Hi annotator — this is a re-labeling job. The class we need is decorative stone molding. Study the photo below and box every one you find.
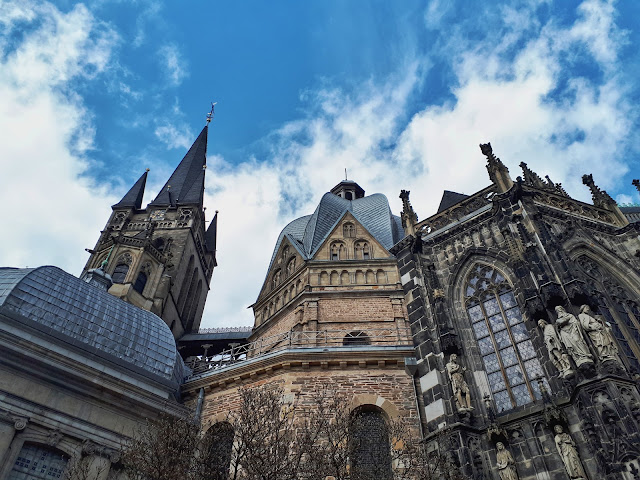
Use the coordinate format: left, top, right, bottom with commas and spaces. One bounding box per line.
46, 429, 63, 446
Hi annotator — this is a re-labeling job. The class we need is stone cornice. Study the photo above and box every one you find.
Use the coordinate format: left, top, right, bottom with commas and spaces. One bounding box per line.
182, 345, 415, 394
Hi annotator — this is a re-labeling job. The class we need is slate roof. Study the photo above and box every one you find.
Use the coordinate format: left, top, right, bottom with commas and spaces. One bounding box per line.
150, 125, 208, 207
437, 190, 469, 213
266, 191, 404, 273
620, 206, 640, 223
205, 212, 217, 265
112, 171, 147, 210
0, 266, 185, 390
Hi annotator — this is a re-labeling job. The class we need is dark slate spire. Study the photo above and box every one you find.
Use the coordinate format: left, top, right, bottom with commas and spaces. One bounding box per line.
112, 170, 147, 210
150, 125, 208, 207
205, 210, 218, 262
437, 191, 469, 213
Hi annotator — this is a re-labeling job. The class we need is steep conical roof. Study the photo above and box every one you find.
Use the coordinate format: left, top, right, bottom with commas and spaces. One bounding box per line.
112, 171, 147, 210
150, 126, 208, 207
205, 211, 218, 265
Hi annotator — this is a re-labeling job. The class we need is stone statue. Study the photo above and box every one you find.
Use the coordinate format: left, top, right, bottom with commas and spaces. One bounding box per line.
446, 354, 473, 412
554, 306, 593, 367
578, 305, 619, 363
554, 425, 587, 480
495, 442, 519, 480
538, 319, 574, 378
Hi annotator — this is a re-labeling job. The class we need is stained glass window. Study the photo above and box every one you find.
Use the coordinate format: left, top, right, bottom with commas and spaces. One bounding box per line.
465, 264, 546, 412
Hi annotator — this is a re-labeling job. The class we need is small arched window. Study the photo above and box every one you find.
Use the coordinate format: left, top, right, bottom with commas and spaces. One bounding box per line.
465, 264, 546, 412
349, 407, 392, 480
272, 270, 282, 289
281, 246, 290, 263
331, 242, 346, 261
133, 271, 147, 294
112, 263, 129, 283
287, 258, 296, 275
153, 237, 165, 251
202, 422, 235, 479
343, 222, 355, 238
355, 241, 371, 259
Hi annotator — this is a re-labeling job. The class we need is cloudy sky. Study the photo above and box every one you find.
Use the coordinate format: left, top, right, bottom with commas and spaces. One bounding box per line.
1, 0, 639, 328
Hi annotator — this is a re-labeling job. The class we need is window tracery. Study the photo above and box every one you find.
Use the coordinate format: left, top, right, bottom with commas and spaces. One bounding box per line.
330, 242, 346, 260
272, 270, 282, 290
286, 258, 296, 275
349, 407, 392, 480
465, 264, 546, 412
355, 241, 371, 259
576, 255, 640, 373
343, 222, 355, 238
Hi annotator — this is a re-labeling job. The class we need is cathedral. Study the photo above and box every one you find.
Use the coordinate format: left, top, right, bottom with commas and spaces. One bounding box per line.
0, 122, 639, 480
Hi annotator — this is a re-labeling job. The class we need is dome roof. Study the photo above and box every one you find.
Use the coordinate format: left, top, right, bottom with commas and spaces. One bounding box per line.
0, 266, 185, 390
267, 191, 404, 272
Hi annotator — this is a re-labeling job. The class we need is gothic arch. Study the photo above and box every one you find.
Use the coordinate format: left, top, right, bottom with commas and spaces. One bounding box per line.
568, 243, 640, 295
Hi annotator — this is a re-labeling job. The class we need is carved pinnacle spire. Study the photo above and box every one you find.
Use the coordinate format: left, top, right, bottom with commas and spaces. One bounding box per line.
633, 179, 640, 193
399, 190, 418, 236
581, 173, 615, 208
545, 175, 570, 197
479, 142, 513, 193
519, 162, 546, 189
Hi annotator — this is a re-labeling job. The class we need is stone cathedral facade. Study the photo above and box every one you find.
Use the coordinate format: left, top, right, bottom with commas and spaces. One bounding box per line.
392, 143, 640, 479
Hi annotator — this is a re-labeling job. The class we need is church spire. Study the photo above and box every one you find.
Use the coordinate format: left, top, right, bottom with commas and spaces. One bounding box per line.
112, 170, 148, 210
150, 126, 208, 207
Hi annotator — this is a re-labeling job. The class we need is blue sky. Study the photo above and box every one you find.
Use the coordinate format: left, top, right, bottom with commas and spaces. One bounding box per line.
1, 0, 639, 328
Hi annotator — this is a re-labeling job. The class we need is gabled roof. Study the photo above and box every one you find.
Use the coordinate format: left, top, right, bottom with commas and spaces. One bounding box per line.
112, 171, 147, 210
437, 190, 469, 213
265, 192, 404, 274
150, 126, 208, 207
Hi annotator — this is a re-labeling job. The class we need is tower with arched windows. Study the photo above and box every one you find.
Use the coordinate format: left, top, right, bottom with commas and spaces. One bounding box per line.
392, 144, 640, 480
81, 125, 217, 338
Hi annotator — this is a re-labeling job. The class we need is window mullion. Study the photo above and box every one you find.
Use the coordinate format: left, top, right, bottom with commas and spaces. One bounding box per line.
494, 290, 536, 401
479, 296, 516, 408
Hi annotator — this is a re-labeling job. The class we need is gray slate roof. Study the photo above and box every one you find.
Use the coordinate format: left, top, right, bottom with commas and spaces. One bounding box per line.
0, 266, 185, 389
112, 171, 147, 210
150, 125, 208, 207
621, 206, 640, 223
437, 190, 469, 213
267, 192, 404, 272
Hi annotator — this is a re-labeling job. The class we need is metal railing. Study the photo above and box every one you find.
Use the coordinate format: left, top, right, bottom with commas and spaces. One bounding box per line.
186, 326, 412, 378
197, 326, 253, 334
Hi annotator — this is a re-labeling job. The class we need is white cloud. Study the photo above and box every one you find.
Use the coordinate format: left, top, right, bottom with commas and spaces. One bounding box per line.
158, 43, 188, 86
155, 122, 194, 150
200, 0, 636, 328
0, 1, 119, 271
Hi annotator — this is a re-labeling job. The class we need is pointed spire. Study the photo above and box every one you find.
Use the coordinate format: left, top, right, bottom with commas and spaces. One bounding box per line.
479, 142, 513, 193
205, 210, 218, 265
399, 190, 418, 235
150, 126, 208, 207
519, 162, 547, 189
582, 173, 628, 227
112, 170, 148, 210
633, 179, 640, 193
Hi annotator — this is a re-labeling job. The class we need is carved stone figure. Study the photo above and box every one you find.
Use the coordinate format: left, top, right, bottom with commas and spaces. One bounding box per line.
538, 319, 574, 378
495, 442, 519, 480
446, 354, 473, 411
578, 305, 619, 363
554, 425, 587, 480
554, 306, 593, 367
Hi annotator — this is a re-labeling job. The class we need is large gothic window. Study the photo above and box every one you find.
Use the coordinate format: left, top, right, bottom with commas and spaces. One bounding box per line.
8, 444, 67, 480
112, 263, 129, 284
465, 264, 546, 412
576, 255, 640, 373
349, 407, 392, 480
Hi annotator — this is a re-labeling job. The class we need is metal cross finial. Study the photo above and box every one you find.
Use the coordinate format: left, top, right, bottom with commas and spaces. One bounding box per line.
345, 168, 348, 181
206, 102, 217, 124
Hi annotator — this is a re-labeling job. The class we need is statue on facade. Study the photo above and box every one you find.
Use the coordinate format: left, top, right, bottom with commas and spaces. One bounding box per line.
554, 306, 593, 367
578, 305, 619, 364
538, 319, 574, 378
554, 425, 587, 480
495, 442, 519, 480
446, 354, 473, 412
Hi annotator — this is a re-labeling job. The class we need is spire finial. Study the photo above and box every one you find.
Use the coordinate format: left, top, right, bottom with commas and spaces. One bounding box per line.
479, 142, 513, 193
345, 168, 348, 181
206, 102, 217, 124
145, 168, 150, 172
399, 190, 418, 236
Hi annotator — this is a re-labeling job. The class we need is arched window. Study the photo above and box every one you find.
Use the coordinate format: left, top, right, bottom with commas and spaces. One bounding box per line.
272, 270, 282, 289
355, 241, 371, 259
330, 242, 346, 261
9, 443, 68, 479
281, 246, 290, 263
349, 407, 392, 480
202, 422, 235, 479
576, 255, 640, 373
133, 271, 147, 294
343, 331, 370, 345
465, 264, 546, 412
153, 237, 165, 251
177, 256, 195, 313
343, 222, 355, 238
112, 263, 129, 283
287, 258, 296, 275
185, 280, 202, 332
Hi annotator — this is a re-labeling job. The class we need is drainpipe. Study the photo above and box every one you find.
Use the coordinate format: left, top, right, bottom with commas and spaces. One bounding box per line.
194, 388, 205, 421
404, 357, 425, 439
